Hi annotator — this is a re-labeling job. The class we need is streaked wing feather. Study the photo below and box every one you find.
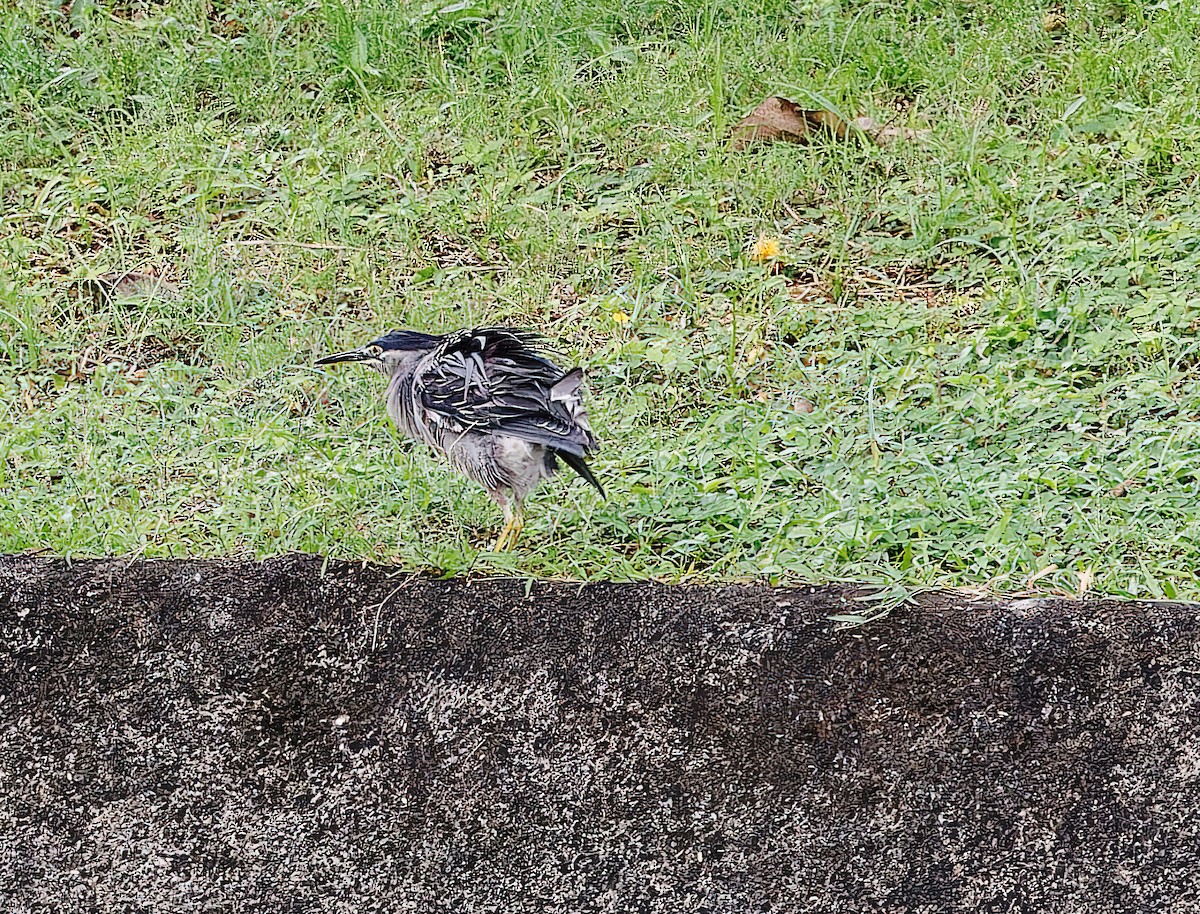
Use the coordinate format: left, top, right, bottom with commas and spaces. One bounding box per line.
417, 327, 596, 454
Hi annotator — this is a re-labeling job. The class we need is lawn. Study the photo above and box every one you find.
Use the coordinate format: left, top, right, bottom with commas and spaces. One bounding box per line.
2, 0, 1199, 598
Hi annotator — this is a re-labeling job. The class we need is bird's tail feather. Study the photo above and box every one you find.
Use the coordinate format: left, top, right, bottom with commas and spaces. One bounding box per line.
558, 450, 605, 499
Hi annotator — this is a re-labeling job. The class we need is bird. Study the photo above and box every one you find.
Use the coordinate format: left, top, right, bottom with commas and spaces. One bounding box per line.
315, 326, 603, 551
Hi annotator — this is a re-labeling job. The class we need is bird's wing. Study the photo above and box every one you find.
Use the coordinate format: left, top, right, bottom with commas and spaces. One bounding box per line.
416, 327, 597, 457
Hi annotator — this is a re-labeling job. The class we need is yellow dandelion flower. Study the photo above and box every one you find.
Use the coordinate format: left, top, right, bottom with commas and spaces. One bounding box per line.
612, 309, 630, 325
749, 234, 782, 263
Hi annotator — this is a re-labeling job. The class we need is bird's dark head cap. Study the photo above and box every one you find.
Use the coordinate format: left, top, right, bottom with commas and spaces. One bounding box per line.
315, 329, 440, 368
372, 329, 441, 352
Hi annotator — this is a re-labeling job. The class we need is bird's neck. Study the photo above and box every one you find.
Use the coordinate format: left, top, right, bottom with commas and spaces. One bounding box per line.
384, 366, 426, 442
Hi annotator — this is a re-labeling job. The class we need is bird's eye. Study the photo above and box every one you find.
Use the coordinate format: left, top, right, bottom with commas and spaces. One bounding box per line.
367, 345, 383, 357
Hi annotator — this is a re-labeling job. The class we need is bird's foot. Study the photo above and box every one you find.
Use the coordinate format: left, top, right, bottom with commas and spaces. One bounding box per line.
492, 515, 524, 552
493, 521, 511, 552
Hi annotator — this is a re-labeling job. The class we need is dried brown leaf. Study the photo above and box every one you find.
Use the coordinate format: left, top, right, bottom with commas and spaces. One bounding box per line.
1025, 564, 1059, 587
1110, 478, 1141, 497
1043, 10, 1067, 31
1076, 567, 1095, 597
732, 96, 929, 148
731, 97, 848, 149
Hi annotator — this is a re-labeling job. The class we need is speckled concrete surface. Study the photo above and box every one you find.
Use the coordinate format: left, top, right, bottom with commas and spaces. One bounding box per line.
2, 556, 1199, 912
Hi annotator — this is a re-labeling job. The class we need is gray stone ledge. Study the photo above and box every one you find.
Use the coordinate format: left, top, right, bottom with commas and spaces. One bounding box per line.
1, 556, 1197, 913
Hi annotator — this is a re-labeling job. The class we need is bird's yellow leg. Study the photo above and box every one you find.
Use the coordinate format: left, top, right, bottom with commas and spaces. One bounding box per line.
493, 501, 515, 552
506, 510, 524, 551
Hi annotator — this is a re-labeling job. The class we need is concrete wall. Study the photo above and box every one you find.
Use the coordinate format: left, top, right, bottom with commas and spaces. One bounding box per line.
2, 556, 1198, 912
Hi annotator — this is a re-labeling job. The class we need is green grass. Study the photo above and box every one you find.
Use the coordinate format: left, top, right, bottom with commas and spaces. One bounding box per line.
3, 0, 1200, 597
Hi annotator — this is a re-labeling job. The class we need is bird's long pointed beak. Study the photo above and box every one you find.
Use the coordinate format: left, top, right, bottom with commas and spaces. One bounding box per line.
315, 348, 370, 367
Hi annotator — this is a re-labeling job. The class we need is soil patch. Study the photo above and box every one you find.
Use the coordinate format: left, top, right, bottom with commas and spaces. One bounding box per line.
1, 556, 1198, 912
